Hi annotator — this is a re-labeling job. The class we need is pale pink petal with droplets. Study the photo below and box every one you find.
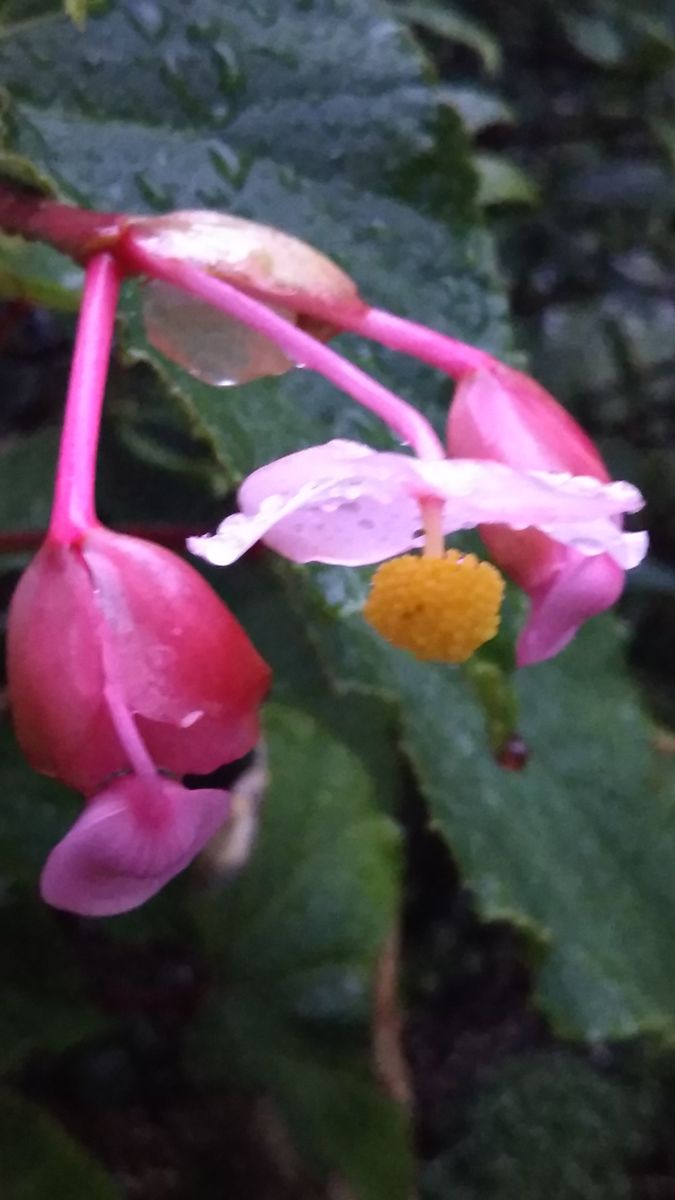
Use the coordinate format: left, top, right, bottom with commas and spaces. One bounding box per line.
188, 439, 646, 570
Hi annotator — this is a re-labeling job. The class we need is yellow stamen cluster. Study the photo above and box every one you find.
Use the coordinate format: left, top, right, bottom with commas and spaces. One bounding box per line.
363, 550, 505, 663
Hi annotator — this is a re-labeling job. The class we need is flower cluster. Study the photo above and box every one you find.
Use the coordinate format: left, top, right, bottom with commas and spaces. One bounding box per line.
1, 195, 648, 916
118, 209, 647, 667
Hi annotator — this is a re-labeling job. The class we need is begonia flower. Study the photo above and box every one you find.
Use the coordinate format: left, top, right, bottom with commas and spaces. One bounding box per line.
8, 526, 270, 915
6, 252, 270, 917
186, 438, 646, 664
446, 363, 637, 664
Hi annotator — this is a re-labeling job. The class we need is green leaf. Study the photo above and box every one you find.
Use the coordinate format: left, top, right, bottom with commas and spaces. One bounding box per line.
0, 717, 76, 885
474, 153, 540, 208
0, 0, 510, 376
558, 5, 675, 70
0, 1089, 120, 1198
63, 0, 99, 27
0, 233, 81, 309
192, 703, 410, 1200
393, 1, 502, 73
0, 892, 103, 1071
422, 1053, 653, 1200
558, 12, 627, 66
291, 578, 675, 1041
0, 0, 63, 33
437, 85, 515, 135
0, 426, 59, 534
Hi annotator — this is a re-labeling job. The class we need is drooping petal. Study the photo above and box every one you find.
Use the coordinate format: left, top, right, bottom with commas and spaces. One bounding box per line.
40, 777, 230, 917
516, 552, 624, 667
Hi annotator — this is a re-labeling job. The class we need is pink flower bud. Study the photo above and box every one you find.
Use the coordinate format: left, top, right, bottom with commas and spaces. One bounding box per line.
446, 364, 643, 665
8, 526, 271, 915
123, 210, 366, 386
125, 210, 364, 322
8, 526, 271, 793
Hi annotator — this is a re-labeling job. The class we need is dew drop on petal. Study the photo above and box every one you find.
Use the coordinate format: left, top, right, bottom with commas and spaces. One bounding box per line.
141, 279, 294, 385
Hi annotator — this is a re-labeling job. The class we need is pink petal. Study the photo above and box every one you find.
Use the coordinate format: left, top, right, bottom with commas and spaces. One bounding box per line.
516, 552, 624, 666
7, 542, 128, 793
447, 367, 610, 479
189, 440, 427, 567
40, 777, 230, 917
82, 528, 269, 775
415, 459, 646, 568
188, 439, 646, 570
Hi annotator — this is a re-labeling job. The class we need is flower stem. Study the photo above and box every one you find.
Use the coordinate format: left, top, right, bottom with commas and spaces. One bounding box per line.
0, 184, 121, 260
119, 235, 446, 461
49, 253, 121, 545
0, 523, 205, 557
336, 307, 495, 380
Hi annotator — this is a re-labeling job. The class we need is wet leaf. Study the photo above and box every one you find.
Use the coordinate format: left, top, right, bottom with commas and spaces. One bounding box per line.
192, 703, 409, 1200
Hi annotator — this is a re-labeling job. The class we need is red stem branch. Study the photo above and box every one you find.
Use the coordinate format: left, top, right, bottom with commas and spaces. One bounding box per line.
0, 183, 122, 261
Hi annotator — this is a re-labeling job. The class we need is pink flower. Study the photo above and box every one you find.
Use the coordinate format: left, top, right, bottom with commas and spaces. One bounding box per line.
8, 526, 271, 915
186, 438, 646, 572
446, 363, 641, 665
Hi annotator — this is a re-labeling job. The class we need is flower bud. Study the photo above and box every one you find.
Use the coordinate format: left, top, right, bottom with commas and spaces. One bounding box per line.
126, 209, 363, 320
446, 364, 640, 665
125, 210, 366, 386
8, 526, 270, 793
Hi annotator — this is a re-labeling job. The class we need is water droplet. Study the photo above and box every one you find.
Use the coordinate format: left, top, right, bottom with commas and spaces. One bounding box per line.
141, 281, 293, 386
495, 734, 529, 771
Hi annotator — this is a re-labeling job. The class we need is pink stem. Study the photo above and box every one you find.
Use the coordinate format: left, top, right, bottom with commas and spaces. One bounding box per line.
337, 307, 495, 379
119, 236, 446, 462
102, 674, 167, 826
0, 523, 206, 557
103, 681, 157, 781
49, 253, 121, 544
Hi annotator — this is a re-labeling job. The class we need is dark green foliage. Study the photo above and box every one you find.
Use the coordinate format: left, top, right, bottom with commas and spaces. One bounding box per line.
422, 1054, 653, 1200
